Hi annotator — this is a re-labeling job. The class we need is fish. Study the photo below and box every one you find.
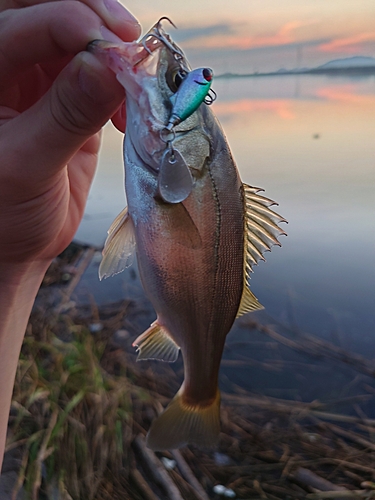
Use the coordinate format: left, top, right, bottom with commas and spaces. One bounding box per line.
88, 18, 287, 451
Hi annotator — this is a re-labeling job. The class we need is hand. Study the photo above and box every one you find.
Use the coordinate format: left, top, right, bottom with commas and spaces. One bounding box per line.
0, 0, 141, 473
0, 0, 140, 283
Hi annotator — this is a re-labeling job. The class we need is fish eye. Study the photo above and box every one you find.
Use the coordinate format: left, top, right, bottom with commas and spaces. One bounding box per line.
166, 68, 187, 93
174, 69, 187, 88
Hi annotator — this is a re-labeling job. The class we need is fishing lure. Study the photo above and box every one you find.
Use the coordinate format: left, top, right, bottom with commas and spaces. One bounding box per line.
140, 18, 217, 204
158, 67, 215, 204
166, 67, 214, 130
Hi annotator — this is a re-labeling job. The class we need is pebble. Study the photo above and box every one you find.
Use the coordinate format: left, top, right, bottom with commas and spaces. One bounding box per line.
89, 323, 103, 333
213, 484, 236, 498
214, 452, 232, 466
160, 457, 176, 470
114, 329, 130, 341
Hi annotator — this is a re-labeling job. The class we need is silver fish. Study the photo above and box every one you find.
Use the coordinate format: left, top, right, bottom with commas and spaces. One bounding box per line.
89, 19, 286, 451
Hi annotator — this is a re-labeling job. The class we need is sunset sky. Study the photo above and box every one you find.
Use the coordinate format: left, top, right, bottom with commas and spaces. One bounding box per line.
121, 0, 375, 73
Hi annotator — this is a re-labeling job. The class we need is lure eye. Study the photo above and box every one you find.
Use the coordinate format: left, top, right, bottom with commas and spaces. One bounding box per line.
202, 68, 213, 82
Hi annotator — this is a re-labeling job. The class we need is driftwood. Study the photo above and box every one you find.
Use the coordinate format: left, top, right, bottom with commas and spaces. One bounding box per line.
244, 319, 375, 379
55, 246, 96, 313
133, 435, 184, 500
171, 449, 211, 500
291, 467, 349, 492
129, 467, 160, 500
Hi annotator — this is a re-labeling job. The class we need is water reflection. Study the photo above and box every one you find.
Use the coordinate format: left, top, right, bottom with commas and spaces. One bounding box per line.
75, 74, 375, 361
212, 76, 375, 357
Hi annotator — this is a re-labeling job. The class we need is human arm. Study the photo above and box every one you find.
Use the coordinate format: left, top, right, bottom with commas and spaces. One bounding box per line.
0, 0, 140, 471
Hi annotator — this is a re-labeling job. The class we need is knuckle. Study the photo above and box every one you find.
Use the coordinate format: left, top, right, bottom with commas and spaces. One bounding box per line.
50, 82, 98, 137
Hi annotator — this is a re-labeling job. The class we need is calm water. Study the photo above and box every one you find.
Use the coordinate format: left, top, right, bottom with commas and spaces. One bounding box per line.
75, 74, 375, 405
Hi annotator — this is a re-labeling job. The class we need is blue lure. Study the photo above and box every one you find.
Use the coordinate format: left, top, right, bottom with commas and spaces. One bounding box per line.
158, 67, 214, 204
166, 68, 213, 130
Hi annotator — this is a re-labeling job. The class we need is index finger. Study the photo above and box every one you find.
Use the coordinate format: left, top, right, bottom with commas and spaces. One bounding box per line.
0, 0, 140, 43
0, 1, 140, 87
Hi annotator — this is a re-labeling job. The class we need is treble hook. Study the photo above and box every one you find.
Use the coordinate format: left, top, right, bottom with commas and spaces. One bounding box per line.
139, 17, 185, 61
204, 88, 217, 105
156, 17, 177, 31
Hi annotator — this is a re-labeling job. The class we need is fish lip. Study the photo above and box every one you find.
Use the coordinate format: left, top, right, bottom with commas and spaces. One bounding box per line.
86, 37, 161, 70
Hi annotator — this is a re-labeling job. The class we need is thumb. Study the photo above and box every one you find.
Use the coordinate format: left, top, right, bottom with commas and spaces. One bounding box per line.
2, 51, 124, 189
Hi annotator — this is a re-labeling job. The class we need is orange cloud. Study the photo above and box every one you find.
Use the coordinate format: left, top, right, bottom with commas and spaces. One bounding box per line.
213, 99, 295, 120
183, 21, 310, 51
319, 32, 375, 53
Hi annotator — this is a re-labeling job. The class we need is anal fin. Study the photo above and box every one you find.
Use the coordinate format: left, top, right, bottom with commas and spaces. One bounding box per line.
132, 321, 180, 363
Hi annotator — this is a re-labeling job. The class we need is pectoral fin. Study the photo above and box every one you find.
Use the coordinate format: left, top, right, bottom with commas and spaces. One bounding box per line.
132, 321, 180, 362
237, 184, 287, 317
99, 207, 136, 280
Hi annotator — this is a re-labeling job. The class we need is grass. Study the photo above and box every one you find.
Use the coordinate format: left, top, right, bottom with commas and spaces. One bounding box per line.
8, 311, 145, 500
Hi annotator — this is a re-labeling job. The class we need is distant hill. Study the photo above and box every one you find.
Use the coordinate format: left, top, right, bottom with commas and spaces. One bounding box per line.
216, 56, 375, 79
317, 56, 375, 70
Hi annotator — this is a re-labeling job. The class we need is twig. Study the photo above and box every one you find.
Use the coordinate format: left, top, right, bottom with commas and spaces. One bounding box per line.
32, 409, 59, 500
245, 320, 375, 378
326, 424, 375, 452
171, 449, 210, 500
130, 467, 160, 500
291, 467, 348, 492
306, 492, 375, 499
133, 435, 184, 500
310, 411, 375, 426
56, 247, 95, 313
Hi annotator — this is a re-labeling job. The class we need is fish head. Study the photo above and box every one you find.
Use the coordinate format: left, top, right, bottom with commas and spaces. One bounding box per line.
88, 20, 210, 174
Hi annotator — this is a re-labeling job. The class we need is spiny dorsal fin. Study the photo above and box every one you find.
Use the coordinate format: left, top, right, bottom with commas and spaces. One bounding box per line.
237, 286, 264, 317
132, 321, 180, 363
243, 184, 287, 278
99, 207, 136, 280
237, 184, 287, 317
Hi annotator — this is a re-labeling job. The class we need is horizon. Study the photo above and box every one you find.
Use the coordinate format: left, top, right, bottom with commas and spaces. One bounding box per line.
120, 0, 375, 74
215, 55, 375, 76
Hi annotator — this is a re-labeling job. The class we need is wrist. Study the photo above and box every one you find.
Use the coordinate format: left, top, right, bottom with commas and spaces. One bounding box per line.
0, 258, 49, 471
0, 259, 50, 290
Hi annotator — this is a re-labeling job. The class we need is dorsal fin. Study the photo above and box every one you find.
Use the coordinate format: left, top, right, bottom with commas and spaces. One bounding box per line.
237, 184, 287, 317
99, 207, 136, 280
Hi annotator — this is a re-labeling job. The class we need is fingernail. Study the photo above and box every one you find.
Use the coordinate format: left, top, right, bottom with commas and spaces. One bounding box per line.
100, 26, 123, 43
103, 0, 139, 26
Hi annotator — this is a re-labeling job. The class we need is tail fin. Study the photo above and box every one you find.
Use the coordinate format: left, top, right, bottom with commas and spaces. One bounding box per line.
146, 387, 221, 451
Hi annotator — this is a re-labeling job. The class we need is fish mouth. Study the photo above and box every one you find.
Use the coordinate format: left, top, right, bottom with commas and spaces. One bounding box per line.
87, 17, 188, 73
136, 17, 189, 71
86, 38, 158, 71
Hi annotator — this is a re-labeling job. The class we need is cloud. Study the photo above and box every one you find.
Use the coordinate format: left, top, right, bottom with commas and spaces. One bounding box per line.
172, 23, 234, 43
181, 20, 316, 51
319, 33, 375, 54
